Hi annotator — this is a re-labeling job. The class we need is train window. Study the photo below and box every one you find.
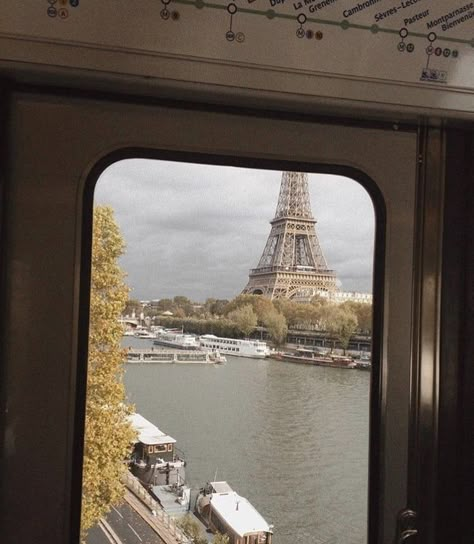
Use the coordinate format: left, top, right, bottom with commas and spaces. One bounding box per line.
84, 159, 375, 544
3, 94, 425, 544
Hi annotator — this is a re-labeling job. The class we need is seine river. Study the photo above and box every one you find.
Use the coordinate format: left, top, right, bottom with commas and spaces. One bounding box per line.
123, 338, 369, 544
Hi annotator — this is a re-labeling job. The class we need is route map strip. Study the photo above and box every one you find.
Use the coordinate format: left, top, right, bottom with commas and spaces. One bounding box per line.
167, 0, 474, 46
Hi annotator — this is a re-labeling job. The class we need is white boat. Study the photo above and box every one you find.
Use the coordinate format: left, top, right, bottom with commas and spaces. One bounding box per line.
195, 481, 273, 544
199, 335, 268, 359
154, 331, 200, 350
133, 327, 157, 339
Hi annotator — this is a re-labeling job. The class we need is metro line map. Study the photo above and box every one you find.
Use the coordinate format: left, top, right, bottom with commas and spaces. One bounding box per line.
1, 1, 473, 102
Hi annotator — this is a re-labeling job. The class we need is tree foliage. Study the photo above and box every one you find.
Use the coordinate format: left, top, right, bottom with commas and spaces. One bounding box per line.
123, 298, 142, 317
81, 206, 136, 538
177, 515, 230, 544
177, 514, 207, 544
228, 304, 258, 337
205, 298, 230, 317
341, 301, 372, 334
323, 305, 358, 353
224, 294, 274, 325
262, 309, 288, 346
212, 533, 230, 544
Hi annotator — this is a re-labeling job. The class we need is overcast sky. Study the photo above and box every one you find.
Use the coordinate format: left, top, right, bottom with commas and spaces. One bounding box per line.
95, 159, 375, 302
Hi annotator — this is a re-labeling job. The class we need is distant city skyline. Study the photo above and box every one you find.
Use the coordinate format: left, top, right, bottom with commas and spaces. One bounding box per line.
94, 159, 375, 302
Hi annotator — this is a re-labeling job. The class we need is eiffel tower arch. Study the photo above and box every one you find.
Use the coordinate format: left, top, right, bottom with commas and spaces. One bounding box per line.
242, 171, 337, 300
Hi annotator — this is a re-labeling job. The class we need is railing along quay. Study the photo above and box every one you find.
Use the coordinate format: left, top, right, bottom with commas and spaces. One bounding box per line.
122, 471, 191, 544
126, 348, 213, 364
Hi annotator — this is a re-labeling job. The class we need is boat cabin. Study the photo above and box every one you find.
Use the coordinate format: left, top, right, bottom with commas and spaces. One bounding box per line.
129, 413, 176, 463
197, 481, 273, 544
128, 413, 185, 486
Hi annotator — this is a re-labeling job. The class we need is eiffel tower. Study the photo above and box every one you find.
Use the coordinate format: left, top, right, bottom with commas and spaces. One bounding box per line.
242, 171, 337, 300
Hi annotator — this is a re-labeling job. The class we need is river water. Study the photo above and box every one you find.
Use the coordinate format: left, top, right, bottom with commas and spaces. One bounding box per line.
123, 338, 369, 544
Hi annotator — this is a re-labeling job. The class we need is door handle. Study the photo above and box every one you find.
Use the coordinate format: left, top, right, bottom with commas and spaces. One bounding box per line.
398, 529, 418, 542
395, 509, 418, 544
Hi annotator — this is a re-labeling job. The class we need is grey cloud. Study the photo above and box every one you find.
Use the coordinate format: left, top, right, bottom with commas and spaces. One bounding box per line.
96, 160, 375, 300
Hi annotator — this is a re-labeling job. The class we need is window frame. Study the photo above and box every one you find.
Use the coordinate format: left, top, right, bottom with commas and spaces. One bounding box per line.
1, 90, 432, 544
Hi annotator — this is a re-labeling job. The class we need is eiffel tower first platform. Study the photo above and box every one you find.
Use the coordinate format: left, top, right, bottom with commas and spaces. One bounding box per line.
242, 171, 337, 300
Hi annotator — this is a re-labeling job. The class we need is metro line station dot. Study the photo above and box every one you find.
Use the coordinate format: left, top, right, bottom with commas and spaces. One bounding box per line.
227, 3, 237, 14
370, 24, 379, 34
266, 9, 275, 19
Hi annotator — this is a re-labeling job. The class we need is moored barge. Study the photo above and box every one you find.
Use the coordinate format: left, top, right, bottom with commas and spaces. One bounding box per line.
128, 413, 191, 515
195, 481, 273, 544
272, 348, 357, 369
126, 348, 226, 364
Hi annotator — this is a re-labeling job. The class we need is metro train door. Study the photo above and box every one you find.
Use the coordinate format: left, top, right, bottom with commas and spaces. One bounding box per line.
0, 90, 446, 544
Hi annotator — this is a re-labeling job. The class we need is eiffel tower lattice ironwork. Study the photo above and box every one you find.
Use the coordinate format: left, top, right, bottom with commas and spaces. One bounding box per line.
242, 171, 337, 300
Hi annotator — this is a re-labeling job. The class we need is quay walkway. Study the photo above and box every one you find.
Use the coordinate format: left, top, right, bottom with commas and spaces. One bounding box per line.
123, 472, 191, 543
88, 472, 191, 544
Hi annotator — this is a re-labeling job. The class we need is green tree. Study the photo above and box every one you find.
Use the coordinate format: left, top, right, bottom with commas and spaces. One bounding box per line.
323, 305, 358, 354
228, 304, 258, 337
262, 309, 288, 346
224, 294, 274, 326
173, 295, 194, 316
273, 298, 301, 328
156, 298, 174, 312
212, 533, 230, 544
123, 298, 142, 316
177, 514, 207, 544
81, 206, 136, 538
341, 301, 372, 334
174, 307, 186, 318
207, 298, 230, 317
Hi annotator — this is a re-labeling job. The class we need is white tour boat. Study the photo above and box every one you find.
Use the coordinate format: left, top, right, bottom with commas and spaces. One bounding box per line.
195, 481, 273, 544
154, 331, 200, 350
199, 334, 268, 359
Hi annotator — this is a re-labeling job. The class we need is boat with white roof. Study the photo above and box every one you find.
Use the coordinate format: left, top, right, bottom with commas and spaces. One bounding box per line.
195, 481, 273, 544
199, 335, 269, 359
128, 413, 191, 515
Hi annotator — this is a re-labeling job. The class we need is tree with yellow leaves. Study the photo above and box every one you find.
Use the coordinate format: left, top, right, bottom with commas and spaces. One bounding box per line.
81, 206, 136, 538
